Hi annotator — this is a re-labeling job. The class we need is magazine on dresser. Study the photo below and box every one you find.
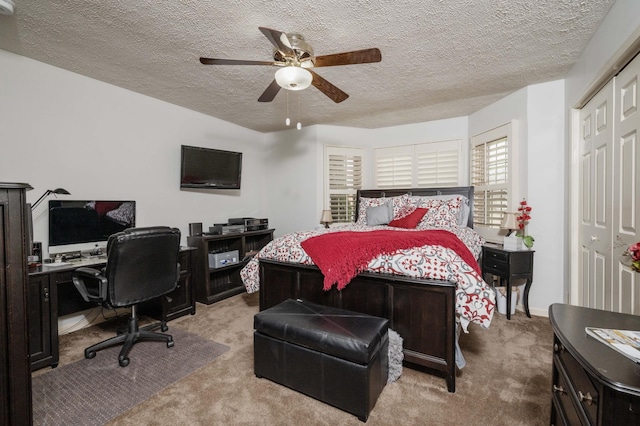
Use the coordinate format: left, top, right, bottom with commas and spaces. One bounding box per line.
585, 326, 640, 363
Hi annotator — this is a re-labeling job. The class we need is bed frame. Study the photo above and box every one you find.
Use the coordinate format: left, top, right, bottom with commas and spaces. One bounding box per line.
258, 186, 475, 393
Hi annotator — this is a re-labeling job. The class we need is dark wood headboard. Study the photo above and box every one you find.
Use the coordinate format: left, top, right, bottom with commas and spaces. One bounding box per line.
355, 186, 475, 228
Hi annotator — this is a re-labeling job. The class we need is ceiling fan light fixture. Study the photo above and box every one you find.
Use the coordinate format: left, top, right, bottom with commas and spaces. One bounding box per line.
275, 67, 312, 91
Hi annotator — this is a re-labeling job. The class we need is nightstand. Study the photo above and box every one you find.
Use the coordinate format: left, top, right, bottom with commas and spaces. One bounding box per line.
481, 244, 534, 320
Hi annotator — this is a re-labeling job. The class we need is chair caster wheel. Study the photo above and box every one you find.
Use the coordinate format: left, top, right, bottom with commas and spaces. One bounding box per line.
161, 323, 168, 332
85, 350, 96, 359
167, 340, 174, 348
119, 357, 130, 367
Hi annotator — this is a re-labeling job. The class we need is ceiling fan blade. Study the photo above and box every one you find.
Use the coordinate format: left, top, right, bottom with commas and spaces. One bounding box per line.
310, 70, 349, 103
314, 48, 382, 67
258, 27, 295, 57
258, 80, 282, 102
200, 57, 274, 66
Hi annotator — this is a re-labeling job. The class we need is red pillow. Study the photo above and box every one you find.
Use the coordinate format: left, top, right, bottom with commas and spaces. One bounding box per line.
93, 201, 122, 217
388, 208, 429, 229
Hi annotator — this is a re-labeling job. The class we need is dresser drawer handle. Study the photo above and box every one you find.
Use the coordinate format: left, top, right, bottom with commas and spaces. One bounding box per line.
578, 391, 596, 405
552, 385, 567, 395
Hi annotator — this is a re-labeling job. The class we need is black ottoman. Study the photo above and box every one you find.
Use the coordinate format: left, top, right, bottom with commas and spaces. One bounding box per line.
254, 299, 389, 422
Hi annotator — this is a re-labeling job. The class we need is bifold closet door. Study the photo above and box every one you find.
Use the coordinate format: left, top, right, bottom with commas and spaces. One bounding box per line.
578, 52, 640, 314
579, 79, 614, 310
613, 53, 640, 314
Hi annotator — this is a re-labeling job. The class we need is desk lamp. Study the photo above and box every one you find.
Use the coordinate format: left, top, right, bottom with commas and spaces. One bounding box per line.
31, 188, 71, 210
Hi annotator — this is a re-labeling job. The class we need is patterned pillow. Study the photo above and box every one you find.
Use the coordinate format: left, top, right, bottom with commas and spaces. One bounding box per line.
411, 194, 470, 226
356, 194, 412, 225
414, 197, 463, 228
388, 194, 414, 220
105, 201, 135, 225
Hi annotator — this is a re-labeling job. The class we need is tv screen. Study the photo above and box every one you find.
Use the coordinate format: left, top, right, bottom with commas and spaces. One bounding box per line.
48, 200, 136, 253
180, 145, 242, 189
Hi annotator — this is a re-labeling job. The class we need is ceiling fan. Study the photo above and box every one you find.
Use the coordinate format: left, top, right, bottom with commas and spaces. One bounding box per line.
199, 27, 381, 103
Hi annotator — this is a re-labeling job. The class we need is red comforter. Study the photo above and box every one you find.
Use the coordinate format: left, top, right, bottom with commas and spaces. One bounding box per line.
300, 229, 481, 290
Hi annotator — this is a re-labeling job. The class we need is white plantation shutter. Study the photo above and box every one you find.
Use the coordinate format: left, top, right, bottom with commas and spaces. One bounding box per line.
472, 135, 509, 227
375, 146, 413, 188
325, 147, 363, 223
416, 142, 460, 186
375, 140, 462, 189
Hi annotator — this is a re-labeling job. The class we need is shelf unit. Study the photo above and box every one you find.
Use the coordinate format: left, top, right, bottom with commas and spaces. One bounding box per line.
188, 229, 274, 304
139, 247, 197, 322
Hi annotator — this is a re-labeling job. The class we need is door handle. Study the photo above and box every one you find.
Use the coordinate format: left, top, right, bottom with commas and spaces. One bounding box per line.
591, 236, 599, 242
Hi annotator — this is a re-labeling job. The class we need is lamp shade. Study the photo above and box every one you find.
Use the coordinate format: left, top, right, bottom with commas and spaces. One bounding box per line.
500, 212, 518, 230
275, 66, 313, 91
320, 209, 333, 228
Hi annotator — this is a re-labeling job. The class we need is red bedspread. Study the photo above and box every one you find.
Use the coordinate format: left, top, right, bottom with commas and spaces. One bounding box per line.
300, 229, 481, 290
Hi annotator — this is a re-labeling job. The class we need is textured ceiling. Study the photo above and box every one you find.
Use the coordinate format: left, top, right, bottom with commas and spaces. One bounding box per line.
0, 0, 615, 133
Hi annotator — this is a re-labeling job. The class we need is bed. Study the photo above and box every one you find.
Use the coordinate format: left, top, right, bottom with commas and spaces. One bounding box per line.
240, 186, 495, 392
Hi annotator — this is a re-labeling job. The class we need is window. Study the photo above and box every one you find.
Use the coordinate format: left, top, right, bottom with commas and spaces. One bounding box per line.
374, 140, 462, 188
325, 146, 363, 223
471, 123, 513, 236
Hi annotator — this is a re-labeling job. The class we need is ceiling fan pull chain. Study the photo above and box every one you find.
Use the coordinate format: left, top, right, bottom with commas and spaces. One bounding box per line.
285, 91, 290, 126
297, 92, 302, 130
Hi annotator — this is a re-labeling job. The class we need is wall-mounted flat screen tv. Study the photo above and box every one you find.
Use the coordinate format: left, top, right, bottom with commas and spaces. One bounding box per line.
180, 145, 242, 189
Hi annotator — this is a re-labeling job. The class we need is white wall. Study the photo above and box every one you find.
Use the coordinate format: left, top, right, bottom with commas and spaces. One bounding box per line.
467, 81, 565, 317
527, 80, 566, 311
0, 50, 268, 254
263, 126, 320, 236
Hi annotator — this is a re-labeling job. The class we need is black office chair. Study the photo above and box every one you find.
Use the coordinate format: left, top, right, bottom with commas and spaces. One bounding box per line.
72, 226, 181, 367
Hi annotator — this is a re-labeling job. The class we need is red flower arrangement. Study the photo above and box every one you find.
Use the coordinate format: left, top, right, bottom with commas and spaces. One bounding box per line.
627, 242, 640, 272
516, 199, 534, 248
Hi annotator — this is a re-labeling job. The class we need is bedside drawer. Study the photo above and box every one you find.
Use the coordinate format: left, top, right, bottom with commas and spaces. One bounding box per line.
483, 249, 509, 262
482, 260, 508, 275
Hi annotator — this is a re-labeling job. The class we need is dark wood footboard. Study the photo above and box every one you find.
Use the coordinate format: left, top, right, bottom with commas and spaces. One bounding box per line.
259, 259, 457, 392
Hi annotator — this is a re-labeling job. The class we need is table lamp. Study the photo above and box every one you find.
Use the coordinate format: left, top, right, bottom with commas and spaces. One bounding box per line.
500, 212, 518, 236
320, 210, 333, 228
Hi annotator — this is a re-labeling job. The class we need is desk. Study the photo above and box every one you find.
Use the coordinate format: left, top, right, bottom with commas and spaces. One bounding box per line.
27, 247, 196, 371
481, 244, 534, 320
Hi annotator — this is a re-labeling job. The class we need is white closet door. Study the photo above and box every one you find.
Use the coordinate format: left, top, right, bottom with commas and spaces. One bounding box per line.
613, 53, 640, 314
579, 79, 614, 310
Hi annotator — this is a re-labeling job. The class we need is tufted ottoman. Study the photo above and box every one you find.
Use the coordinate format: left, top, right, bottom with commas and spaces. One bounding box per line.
254, 299, 389, 422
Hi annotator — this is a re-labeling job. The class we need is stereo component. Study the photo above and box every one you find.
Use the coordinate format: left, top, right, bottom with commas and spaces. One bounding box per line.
189, 222, 203, 236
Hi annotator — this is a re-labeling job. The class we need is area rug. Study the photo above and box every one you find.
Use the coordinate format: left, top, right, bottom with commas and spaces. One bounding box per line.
32, 328, 229, 426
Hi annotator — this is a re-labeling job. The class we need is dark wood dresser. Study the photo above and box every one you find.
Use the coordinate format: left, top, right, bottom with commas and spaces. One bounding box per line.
0, 182, 33, 425
549, 303, 640, 425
